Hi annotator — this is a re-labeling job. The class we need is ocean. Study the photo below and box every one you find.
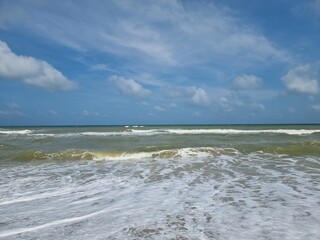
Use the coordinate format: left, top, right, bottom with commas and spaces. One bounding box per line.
0, 125, 319, 239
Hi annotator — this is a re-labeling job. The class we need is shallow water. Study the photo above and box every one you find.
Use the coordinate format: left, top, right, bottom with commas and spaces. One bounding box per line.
0, 125, 319, 239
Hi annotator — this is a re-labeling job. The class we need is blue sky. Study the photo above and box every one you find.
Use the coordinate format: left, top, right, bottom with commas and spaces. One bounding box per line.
0, 0, 319, 125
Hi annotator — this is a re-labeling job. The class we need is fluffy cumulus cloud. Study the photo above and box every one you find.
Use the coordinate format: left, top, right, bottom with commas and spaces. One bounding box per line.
282, 64, 319, 94
0, 40, 76, 91
190, 87, 210, 105
165, 85, 210, 106
109, 75, 150, 98
233, 74, 262, 89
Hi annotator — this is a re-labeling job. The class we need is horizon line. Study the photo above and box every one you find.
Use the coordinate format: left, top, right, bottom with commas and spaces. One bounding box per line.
1, 123, 320, 128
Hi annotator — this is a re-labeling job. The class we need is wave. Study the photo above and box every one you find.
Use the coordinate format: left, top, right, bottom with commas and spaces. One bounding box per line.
31, 128, 320, 138
163, 129, 320, 135
13, 147, 240, 161
2, 128, 320, 137
12, 141, 320, 161
263, 141, 320, 156
0, 129, 33, 135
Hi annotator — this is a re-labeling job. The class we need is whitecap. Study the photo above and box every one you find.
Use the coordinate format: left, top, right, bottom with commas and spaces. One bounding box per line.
0, 129, 33, 135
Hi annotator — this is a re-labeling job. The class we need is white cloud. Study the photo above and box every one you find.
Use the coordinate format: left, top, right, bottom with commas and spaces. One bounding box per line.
155, 106, 165, 112
90, 64, 116, 72
190, 87, 210, 105
250, 103, 265, 111
130, 73, 164, 87
314, 0, 320, 15
0, 40, 77, 91
49, 110, 58, 116
193, 111, 201, 117
312, 104, 320, 111
164, 85, 210, 106
282, 64, 318, 94
170, 102, 177, 107
142, 101, 151, 106
233, 74, 262, 89
288, 107, 296, 113
291, 0, 320, 22
0, 1, 290, 68
307, 0, 320, 17
81, 110, 101, 117
109, 75, 150, 98
219, 97, 232, 112
0, 110, 24, 117
8, 102, 19, 109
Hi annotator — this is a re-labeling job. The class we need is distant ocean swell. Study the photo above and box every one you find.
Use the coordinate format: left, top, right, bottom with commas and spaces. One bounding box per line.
1, 128, 320, 137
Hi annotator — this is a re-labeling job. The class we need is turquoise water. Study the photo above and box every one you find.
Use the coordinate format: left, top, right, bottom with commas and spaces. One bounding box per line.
0, 125, 320, 239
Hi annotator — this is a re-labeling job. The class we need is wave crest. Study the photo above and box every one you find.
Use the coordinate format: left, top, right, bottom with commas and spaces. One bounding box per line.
2, 128, 320, 137
0, 129, 33, 135
13, 147, 240, 161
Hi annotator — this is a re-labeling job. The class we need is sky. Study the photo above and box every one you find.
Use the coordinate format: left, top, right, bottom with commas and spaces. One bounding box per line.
0, 0, 319, 125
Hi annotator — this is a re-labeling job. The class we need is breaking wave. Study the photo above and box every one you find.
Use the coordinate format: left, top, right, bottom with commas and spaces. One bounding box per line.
13, 141, 320, 161
0, 129, 33, 135
1, 128, 320, 137
13, 147, 240, 161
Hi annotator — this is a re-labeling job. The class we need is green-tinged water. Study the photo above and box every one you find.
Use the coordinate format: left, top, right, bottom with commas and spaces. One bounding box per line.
0, 125, 319, 239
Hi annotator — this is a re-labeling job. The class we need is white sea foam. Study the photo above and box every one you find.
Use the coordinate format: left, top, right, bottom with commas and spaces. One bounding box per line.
91, 147, 240, 161
165, 128, 320, 135
0, 209, 106, 238
0, 129, 33, 135
1, 125, 319, 239
0, 187, 75, 206
0, 150, 318, 239
33, 133, 79, 137
128, 128, 320, 136
2, 128, 320, 138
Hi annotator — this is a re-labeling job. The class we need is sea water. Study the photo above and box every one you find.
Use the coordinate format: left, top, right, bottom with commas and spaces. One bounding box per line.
0, 125, 319, 239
